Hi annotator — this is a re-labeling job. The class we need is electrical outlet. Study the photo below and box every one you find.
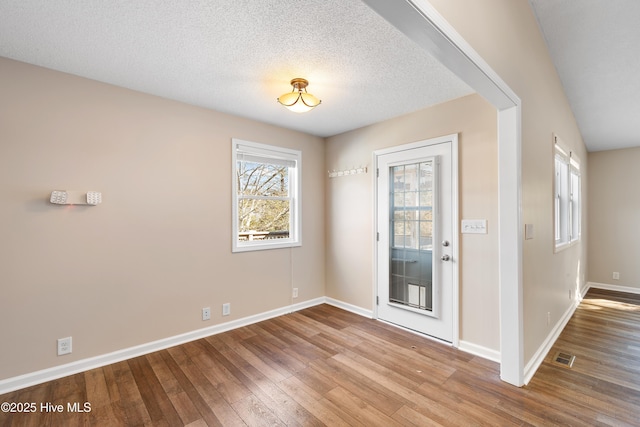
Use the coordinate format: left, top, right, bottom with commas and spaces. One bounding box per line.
546, 312, 551, 326
613, 272, 620, 280
57, 337, 72, 356
292, 288, 298, 298
569, 289, 573, 300
222, 303, 230, 316
202, 307, 211, 321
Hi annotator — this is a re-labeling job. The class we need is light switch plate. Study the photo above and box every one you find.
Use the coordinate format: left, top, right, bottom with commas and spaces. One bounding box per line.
461, 219, 487, 234
525, 223, 534, 240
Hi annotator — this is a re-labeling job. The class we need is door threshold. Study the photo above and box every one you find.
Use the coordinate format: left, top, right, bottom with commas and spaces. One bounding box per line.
376, 318, 454, 347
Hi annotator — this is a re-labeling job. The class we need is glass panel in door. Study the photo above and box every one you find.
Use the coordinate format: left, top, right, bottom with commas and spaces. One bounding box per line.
389, 160, 434, 312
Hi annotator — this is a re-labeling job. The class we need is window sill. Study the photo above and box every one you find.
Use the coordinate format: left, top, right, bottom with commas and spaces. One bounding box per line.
554, 239, 580, 254
232, 240, 301, 253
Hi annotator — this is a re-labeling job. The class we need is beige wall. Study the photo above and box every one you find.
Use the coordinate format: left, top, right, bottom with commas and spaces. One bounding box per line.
0, 57, 325, 380
325, 94, 500, 351
588, 147, 640, 289
429, 0, 588, 363
0, 0, 594, 383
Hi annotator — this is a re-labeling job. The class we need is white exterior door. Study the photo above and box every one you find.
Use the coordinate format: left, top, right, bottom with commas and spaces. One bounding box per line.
375, 135, 458, 342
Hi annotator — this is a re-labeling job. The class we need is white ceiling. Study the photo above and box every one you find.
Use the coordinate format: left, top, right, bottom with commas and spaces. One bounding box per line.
2, 1, 635, 151
530, 0, 640, 152
0, 0, 473, 138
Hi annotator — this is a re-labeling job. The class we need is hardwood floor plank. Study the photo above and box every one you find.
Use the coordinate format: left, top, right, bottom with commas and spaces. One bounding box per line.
182, 340, 252, 404
270, 313, 328, 340
231, 394, 284, 427
328, 353, 462, 424
291, 311, 365, 349
127, 356, 182, 425
170, 350, 244, 427
258, 317, 312, 347
529, 364, 640, 424
301, 304, 369, 330
217, 341, 288, 386
162, 348, 226, 426
345, 325, 456, 385
290, 364, 339, 396
42, 373, 90, 427
309, 357, 405, 416
338, 348, 422, 391
244, 377, 323, 427
112, 360, 153, 426
87, 403, 127, 427
146, 351, 184, 396
166, 391, 201, 426
0, 382, 52, 427
83, 367, 127, 426
244, 324, 289, 349
325, 386, 404, 427
415, 377, 525, 426
83, 368, 110, 410
391, 405, 446, 427
240, 335, 303, 377
100, 364, 128, 426
277, 376, 353, 426
2, 291, 640, 426
215, 341, 323, 426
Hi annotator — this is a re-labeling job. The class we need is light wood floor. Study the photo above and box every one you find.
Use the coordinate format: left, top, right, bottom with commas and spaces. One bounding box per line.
1, 288, 639, 426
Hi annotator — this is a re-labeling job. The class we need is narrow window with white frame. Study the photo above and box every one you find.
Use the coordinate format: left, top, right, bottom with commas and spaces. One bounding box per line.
232, 139, 301, 252
554, 135, 580, 251
569, 158, 580, 243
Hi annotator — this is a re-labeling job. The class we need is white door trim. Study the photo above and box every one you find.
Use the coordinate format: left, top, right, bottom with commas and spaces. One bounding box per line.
362, 0, 524, 385
373, 134, 459, 347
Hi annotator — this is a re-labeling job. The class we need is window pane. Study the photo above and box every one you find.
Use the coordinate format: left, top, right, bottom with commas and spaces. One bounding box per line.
238, 199, 290, 240
420, 220, 433, 250
571, 171, 580, 242
406, 219, 419, 250
232, 139, 301, 252
554, 139, 580, 249
419, 162, 432, 191
555, 155, 569, 246
393, 166, 405, 191
404, 164, 418, 192
388, 160, 434, 312
237, 161, 289, 197
394, 221, 406, 247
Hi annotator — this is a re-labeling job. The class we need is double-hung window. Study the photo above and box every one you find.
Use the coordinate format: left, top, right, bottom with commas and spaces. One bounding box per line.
554, 135, 580, 251
232, 139, 301, 252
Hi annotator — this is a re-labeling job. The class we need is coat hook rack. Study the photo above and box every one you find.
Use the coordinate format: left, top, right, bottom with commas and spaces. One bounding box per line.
50, 190, 102, 205
328, 166, 368, 178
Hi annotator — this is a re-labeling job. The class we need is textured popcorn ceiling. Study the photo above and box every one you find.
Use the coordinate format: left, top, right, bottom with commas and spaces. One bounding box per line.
0, 0, 474, 137
530, 0, 640, 151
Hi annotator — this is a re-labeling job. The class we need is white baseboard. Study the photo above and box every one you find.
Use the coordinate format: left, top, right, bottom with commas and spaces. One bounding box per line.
0, 297, 326, 395
579, 282, 591, 299
458, 340, 500, 363
521, 281, 640, 385
0, 295, 518, 394
289, 296, 327, 312
523, 298, 578, 385
324, 297, 374, 318
327, 298, 503, 364
586, 281, 640, 295
524, 290, 590, 385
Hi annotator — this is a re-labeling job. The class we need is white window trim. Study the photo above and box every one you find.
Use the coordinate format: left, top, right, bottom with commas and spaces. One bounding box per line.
231, 138, 302, 253
553, 135, 580, 252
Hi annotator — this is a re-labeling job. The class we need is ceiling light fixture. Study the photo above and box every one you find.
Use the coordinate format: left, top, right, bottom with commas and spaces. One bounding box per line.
277, 78, 321, 113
